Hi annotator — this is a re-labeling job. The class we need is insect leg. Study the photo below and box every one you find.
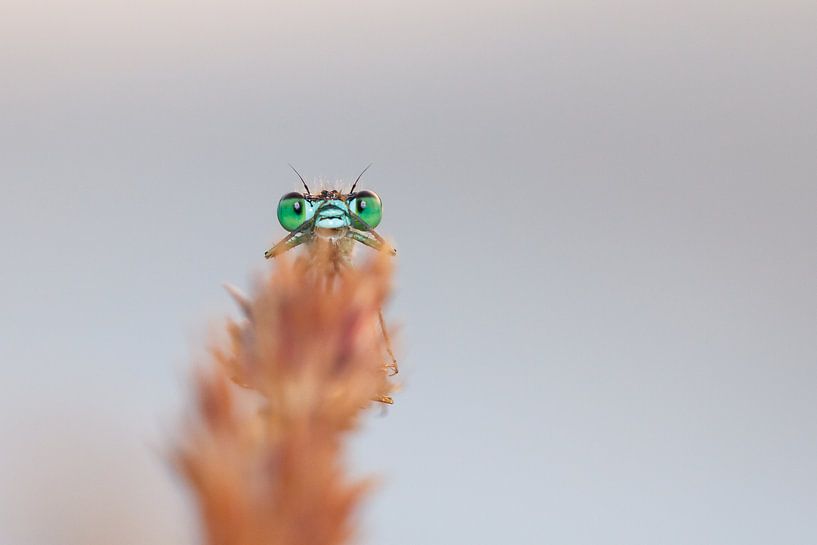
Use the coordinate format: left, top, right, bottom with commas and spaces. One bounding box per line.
379, 309, 399, 376
265, 232, 309, 259
347, 211, 398, 255
347, 230, 397, 255
335, 237, 398, 393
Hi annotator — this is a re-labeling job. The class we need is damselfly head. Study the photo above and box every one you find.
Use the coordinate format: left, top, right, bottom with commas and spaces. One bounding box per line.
276, 187, 383, 233
266, 165, 393, 259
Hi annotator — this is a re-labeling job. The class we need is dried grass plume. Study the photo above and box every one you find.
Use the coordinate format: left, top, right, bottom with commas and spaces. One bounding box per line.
176, 248, 397, 545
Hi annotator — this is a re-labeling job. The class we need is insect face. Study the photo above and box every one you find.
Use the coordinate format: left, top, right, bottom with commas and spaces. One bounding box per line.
277, 189, 384, 233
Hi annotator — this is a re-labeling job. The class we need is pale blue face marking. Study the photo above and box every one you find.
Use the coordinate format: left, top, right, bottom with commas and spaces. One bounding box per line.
314, 199, 352, 230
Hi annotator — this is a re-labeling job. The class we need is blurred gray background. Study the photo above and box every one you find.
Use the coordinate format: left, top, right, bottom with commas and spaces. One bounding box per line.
1, 1, 816, 544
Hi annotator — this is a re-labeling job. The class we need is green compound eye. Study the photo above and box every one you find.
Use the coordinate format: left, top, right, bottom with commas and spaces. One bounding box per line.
277, 192, 312, 231
350, 190, 382, 229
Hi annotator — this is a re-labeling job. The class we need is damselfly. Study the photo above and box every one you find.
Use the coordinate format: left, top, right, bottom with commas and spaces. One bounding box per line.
265, 166, 399, 400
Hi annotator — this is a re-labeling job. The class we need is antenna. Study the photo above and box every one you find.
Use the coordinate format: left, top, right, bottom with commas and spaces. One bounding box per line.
349, 163, 373, 194
288, 164, 311, 194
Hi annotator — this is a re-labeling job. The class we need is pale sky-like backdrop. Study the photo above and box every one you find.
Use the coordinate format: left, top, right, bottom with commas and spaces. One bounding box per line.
1, 1, 816, 544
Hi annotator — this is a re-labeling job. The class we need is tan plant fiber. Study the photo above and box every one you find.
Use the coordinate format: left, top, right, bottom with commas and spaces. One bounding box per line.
177, 245, 396, 545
